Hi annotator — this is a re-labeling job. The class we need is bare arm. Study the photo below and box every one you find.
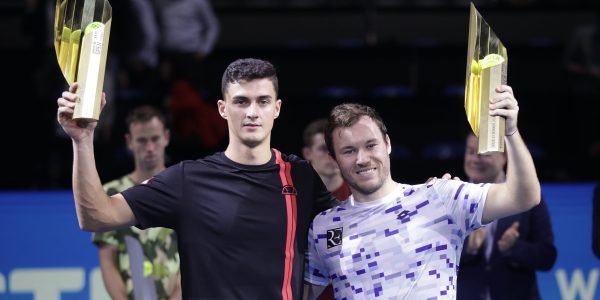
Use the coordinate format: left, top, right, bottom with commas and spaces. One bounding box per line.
98, 244, 128, 300
482, 85, 541, 223
169, 272, 182, 300
303, 283, 326, 300
57, 83, 136, 231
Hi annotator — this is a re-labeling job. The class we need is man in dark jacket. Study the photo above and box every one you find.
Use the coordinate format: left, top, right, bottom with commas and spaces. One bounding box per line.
457, 133, 557, 300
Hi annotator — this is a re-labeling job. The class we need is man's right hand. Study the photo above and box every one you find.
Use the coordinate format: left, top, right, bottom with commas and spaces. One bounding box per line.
57, 82, 106, 142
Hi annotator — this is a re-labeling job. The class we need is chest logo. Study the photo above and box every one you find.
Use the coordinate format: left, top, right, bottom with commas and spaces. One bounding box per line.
397, 210, 411, 220
281, 185, 297, 195
326, 227, 343, 248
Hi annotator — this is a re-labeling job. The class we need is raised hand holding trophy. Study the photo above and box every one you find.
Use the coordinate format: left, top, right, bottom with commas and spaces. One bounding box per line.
54, 0, 111, 121
465, 3, 508, 154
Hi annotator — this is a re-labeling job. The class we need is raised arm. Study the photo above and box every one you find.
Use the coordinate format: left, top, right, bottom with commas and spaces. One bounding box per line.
57, 83, 135, 231
482, 85, 541, 224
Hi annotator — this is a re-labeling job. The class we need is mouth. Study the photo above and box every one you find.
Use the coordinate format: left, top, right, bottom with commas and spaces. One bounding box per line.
356, 167, 376, 175
243, 123, 261, 128
143, 156, 157, 163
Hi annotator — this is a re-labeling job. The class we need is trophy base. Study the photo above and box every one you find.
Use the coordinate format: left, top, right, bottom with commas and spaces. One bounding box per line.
71, 20, 111, 121
478, 64, 505, 155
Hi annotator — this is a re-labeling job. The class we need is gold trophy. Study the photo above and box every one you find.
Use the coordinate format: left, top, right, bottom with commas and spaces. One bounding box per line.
465, 2, 508, 154
54, 0, 111, 121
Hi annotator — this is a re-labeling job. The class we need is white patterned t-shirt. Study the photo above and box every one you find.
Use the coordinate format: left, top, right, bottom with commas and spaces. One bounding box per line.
305, 178, 490, 300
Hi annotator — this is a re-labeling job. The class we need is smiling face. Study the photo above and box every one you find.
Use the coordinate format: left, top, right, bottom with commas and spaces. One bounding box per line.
218, 78, 281, 149
331, 116, 393, 201
464, 133, 507, 183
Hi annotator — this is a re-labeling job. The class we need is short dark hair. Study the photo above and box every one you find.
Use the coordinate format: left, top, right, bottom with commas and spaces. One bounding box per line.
325, 103, 388, 157
125, 105, 167, 133
302, 118, 328, 148
221, 58, 279, 97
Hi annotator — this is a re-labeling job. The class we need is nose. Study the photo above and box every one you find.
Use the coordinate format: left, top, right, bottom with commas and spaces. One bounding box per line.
145, 141, 157, 152
246, 101, 258, 119
356, 148, 369, 166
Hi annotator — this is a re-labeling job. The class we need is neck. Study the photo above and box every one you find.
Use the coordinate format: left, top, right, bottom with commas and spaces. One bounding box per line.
352, 178, 398, 203
224, 140, 272, 165
129, 165, 165, 184
320, 174, 345, 193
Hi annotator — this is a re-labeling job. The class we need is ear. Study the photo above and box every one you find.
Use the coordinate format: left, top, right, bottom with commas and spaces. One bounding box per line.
164, 129, 171, 146
274, 99, 282, 119
386, 134, 392, 155
217, 99, 227, 119
302, 146, 311, 160
125, 133, 133, 151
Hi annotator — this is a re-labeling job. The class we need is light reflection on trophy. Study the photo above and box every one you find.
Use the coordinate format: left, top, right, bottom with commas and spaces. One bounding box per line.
465, 3, 508, 154
54, 0, 111, 121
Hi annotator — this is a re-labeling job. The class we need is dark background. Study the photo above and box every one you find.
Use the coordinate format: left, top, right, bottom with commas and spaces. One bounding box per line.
1, 0, 599, 189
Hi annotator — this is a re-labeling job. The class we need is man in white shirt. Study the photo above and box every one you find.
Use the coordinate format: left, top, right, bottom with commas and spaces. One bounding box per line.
304, 85, 541, 299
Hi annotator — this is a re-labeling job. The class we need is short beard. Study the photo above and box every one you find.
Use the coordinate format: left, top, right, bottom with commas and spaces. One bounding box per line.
242, 138, 263, 148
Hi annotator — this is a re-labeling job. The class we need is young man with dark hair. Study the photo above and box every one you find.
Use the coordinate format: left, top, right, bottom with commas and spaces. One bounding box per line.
57, 58, 333, 299
305, 85, 541, 299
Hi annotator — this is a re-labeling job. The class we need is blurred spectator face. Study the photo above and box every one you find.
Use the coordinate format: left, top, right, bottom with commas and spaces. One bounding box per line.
464, 133, 506, 184
126, 117, 170, 171
303, 133, 340, 178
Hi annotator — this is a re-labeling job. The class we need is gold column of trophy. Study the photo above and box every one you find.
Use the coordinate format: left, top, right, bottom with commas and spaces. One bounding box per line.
465, 3, 508, 154
54, 0, 111, 121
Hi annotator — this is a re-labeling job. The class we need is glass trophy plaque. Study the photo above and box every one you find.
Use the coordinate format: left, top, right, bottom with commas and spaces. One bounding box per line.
54, 0, 112, 120
465, 2, 508, 154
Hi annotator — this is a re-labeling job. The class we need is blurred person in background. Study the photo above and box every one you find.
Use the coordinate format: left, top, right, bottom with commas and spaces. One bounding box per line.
152, 0, 224, 162
302, 118, 351, 300
302, 118, 351, 202
92, 105, 181, 300
457, 132, 556, 300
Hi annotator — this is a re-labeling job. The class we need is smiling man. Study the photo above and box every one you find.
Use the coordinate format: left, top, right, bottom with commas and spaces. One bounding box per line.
304, 85, 541, 300
57, 58, 333, 299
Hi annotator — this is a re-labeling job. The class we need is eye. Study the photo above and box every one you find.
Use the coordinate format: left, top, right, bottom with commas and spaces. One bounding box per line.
341, 149, 355, 155
367, 143, 377, 149
233, 98, 247, 105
